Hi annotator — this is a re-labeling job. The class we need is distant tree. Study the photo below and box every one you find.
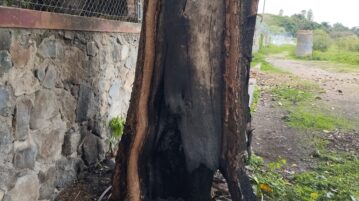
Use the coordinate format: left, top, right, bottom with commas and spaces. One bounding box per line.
279, 9, 284, 16
332, 23, 350, 32
307, 9, 313, 21
351, 27, 359, 37
300, 10, 307, 18
321, 22, 332, 32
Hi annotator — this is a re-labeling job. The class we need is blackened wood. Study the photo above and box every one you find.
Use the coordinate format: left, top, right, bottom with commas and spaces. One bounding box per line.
111, 0, 259, 200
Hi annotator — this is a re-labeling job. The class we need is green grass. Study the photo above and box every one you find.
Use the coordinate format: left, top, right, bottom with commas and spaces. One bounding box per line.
286, 107, 354, 131
249, 151, 359, 201
261, 44, 296, 56
312, 50, 359, 66
271, 80, 355, 131
252, 49, 288, 74
251, 87, 261, 113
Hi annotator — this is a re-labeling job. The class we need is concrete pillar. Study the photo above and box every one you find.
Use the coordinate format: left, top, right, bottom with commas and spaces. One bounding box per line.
296, 30, 313, 57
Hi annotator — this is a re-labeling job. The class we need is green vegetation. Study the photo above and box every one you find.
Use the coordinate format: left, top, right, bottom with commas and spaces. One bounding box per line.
311, 50, 359, 66
250, 87, 261, 113
286, 107, 354, 131
271, 80, 354, 131
252, 47, 290, 74
107, 117, 126, 155
263, 13, 321, 36
261, 11, 359, 68
249, 150, 359, 201
313, 29, 332, 52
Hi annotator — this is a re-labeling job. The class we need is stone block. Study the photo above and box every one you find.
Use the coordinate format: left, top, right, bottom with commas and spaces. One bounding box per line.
9, 69, 40, 97
10, 41, 34, 68
0, 30, 11, 50
76, 85, 96, 122
38, 36, 63, 59
0, 122, 12, 155
42, 65, 57, 89
38, 158, 84, 199
35, 129, 65, 161
82, 133, 104, 165
64, 31, 74, 40
0, 51, 12, 76
13, 145, 37, 169
86, 41, 98, 57
124, 47, 138, 69
112, 44, 121, 62
0, 88, 10, 116
35, 68, 46, 82
8, 174, 40, 201
120, 45, 130, 60
59, 91, 76, 124
1, 194, 11, 201
62, 129, 81, 157
0, 167, 17, 192
15, 98, 32, 141
0, 190, 4, 201
30, 90, 59, 129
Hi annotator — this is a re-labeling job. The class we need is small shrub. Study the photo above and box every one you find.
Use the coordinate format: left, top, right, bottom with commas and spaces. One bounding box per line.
107, 117, 126, 156
335, 35, 359, 52
313, 29, 332, 52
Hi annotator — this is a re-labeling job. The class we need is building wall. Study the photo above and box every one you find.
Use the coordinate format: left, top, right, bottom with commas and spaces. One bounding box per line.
0, 28, 139, 201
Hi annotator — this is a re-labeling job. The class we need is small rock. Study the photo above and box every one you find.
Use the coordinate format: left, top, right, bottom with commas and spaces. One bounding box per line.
15, 98, 32, 141
86, 41, 98, 57
0, 30, 11, 50
0, 50, 12, 76
337, 89, 343, 94
13, 145, 37, 169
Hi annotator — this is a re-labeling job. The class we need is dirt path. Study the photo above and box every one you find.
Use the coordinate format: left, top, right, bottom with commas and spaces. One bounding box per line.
267, 55, 359, 124
252, 55, 359, 171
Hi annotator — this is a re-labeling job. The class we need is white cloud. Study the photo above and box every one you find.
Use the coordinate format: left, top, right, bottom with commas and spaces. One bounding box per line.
259, 0, 359, 28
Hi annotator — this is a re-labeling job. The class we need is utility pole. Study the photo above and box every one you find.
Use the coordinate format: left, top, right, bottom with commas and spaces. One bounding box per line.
262, 0, 266, 14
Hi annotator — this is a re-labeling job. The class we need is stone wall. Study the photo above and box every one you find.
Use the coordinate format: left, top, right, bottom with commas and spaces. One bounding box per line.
0, 28, 139, 201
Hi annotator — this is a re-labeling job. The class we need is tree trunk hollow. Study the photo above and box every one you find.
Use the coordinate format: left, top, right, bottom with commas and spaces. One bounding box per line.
110, 0, 259, 200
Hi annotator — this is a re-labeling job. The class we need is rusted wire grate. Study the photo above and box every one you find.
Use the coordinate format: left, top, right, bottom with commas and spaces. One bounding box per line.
0, 0, 143, 22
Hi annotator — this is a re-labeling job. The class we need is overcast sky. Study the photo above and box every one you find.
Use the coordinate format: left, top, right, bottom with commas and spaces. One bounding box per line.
258, 0, 359, 28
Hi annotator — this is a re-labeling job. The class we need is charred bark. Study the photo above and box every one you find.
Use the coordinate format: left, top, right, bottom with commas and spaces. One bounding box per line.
110, 0, 259, 201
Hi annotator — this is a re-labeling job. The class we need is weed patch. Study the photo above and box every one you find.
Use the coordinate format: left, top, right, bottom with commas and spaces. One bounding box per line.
251, 87, 261, 113
249, 150, 359, 201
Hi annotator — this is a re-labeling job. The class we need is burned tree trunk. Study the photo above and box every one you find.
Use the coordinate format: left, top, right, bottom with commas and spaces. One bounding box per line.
110, 0, 259, 201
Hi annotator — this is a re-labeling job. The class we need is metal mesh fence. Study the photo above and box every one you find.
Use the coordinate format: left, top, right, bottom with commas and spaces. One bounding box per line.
0, 0, 143, 22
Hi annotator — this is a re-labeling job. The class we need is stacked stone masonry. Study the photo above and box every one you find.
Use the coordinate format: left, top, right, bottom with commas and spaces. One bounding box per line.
0, 28, 139, 201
